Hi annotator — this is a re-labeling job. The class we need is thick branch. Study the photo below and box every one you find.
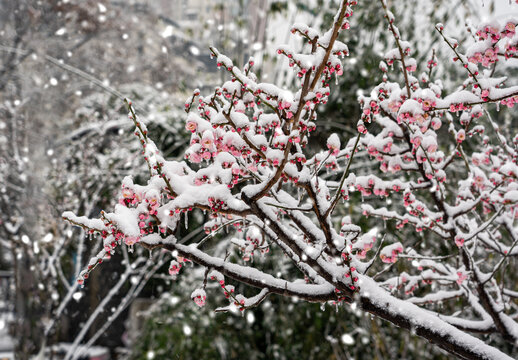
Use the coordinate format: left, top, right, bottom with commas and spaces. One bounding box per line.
141, 236, 337, 303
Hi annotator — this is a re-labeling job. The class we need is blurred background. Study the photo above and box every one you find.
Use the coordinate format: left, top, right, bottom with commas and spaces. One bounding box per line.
0, 0, 515, 359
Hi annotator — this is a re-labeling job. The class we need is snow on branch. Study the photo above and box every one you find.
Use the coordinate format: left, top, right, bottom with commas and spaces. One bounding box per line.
64, 1, 518, 359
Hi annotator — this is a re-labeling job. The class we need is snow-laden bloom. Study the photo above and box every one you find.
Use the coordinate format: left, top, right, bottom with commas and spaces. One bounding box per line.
327, 133, 340, 156
380, 242, 403, 263
191, 288, 207, 307
169, 260, 182, 276
201, 130, 214, 149
455, 236, 465, 247
456, 130, 466, 143
124, 236, 139, 246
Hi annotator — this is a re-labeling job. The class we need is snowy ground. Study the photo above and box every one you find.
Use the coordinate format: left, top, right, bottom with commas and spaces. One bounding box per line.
50, 343, 109, 360
0, 312, 14, 359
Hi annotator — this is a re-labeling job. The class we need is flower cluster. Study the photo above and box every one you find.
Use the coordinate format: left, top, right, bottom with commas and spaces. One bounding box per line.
468, 19, 518, 67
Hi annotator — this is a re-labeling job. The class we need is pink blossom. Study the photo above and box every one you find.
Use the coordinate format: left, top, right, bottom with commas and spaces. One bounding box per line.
124, 236, 139, 246
456, 130, 466, 143
202, 138, 213, 149
457, 272, 468, 285
191, 289, 207, 307
455, 236, 465, 247
190, 152, 202, 163
427, 144, 437, 153
168, 260, 182, 275
474, 175, 485, 189
186, 121, 197, 133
